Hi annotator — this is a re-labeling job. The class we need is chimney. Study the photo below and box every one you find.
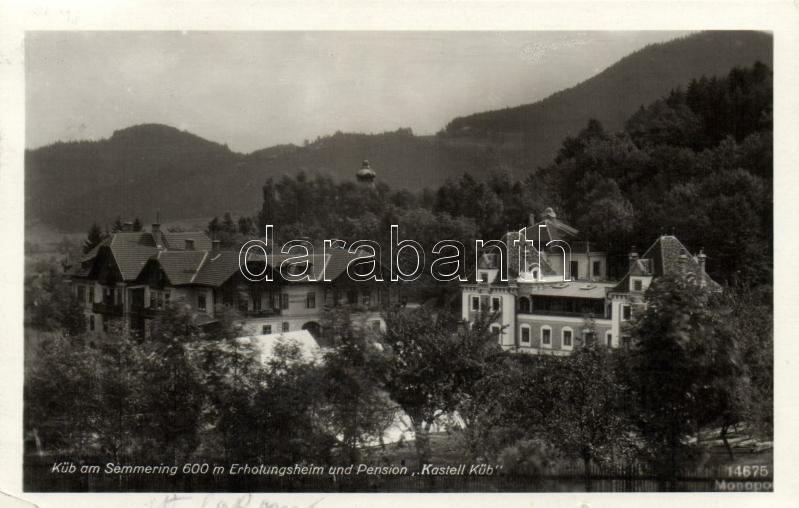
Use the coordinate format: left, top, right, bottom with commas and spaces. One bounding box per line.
212, 239, 221, 254
528, 213, 535, 227
697, 249, 707, 288
628, 246, 639, 268
152, 223, 163, 248
185, 239, 195, 250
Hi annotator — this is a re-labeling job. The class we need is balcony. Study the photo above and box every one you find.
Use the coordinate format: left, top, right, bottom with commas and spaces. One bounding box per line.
518, 309, 609, 320
130, 305, 160, 319
92, 302, 123, 316
243, 308, 280, 318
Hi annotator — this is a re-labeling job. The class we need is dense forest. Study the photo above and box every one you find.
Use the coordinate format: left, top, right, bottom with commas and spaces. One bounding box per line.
211, 62, 771, 293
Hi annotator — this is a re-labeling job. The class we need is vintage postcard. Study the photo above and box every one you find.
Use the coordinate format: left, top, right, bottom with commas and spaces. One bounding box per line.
1, 1, 798, 507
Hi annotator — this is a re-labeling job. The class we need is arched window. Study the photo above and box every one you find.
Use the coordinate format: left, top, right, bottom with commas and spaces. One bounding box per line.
606, 331, 613, 347
518, 297, 530, 313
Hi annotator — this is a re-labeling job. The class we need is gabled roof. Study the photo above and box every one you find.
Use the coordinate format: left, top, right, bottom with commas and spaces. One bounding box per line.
155, 250, 208, 285
613, 235, 721, 292
76, 229, 212, 282
162, 232, 212, 251
107, 232, 160, 281
192, 251, 243, 286
190, 247, 362, 287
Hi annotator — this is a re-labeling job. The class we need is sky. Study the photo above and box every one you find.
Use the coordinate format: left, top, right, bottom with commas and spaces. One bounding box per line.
26, 31, 692, 153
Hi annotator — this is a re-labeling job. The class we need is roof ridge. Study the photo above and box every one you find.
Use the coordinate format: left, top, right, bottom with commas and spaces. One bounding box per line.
190, 251, 209, 284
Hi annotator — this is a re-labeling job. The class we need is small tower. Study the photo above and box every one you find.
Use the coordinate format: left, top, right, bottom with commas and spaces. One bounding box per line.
356, 159, 376, 189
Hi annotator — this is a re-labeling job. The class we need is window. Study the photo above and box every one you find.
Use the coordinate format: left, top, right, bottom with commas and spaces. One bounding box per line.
633, 279, 643, 291
490, 324, 501, 335
77, 285, 86, 303
562, 328, 573, 349
541, 327, 552, 347
622, 335, 631, 350
88, 287, 94, 303
347, 290, 358, 305
89, 315, 95, 331
622, 305, 631, 321
492, 297, 500, 311
570, 261, 579, 280
371, 320, 381, 332
252, 291, 262, 311
262, 325, 272, 335
282, 321, 290, 332
519, 297, 530, 313
102, 318, 108, 333
164, 291, 170, 305
306, 292, 316, 309
480, 272, 489, 283
471, 296, 480, 311
521, 326, 530, 344
606, 331, 613, 347
280, 293, 289, 310
584, 330, 596, 344
198, 294, 206, 312
362, 293, 371, 307
593, 261, 601, 278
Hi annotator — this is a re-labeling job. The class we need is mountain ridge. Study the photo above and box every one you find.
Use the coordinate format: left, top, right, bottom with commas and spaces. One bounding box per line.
26, 31, 773, 232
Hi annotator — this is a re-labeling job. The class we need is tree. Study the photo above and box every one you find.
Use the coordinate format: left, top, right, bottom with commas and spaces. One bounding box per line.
24, 260, 86, 335
626, 273, 738, 488
382, 308, 501, 465
111, 216, 124, 233
134, 303, 207, 463
319, 309, 397, 462
82, 222, 105, 254
546, 342, 633, 491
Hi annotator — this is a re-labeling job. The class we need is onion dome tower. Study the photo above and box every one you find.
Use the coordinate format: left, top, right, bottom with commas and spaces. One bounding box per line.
356, 159, 376, 189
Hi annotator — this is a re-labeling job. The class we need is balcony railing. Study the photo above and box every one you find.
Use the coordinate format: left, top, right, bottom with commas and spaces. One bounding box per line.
518, 309, 609, 320
129, 305, 160, 319
243, 308, 280, 318
92, 302, 123, 316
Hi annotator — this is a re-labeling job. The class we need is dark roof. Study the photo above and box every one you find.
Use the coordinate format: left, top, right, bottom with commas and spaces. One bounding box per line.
156, 250, 208, 285
613, 235, 721, 292
75, 229, 212, 282
191, 247, 361, 287
502, 230, 557, 277
163, 232, 212, 251
108, 232, 160, 280
193, 251, 242, 286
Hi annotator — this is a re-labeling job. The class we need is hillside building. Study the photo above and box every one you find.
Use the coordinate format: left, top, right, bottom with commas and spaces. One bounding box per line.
460, 208, 720, 355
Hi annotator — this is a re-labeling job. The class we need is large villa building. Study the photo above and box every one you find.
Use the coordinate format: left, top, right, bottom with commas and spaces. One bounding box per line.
460, 207, 720, 355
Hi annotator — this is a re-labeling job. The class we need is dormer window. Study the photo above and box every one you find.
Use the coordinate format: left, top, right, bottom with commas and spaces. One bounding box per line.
633, 279, 643, 291
480, 272, 489, 282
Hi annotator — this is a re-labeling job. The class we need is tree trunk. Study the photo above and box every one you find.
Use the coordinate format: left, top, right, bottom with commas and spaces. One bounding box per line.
720, 424, 734, 461
414, 421, 431, 464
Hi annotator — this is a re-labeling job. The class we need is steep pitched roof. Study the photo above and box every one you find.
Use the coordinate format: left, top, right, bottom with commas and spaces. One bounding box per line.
155, 250, 208, 285
191, 247, 362, 287
163, 232, 212, 251
192, 251, 243, 286
76, 229, 212, 282
613, 235, 721, 292
107, 232, 159, 280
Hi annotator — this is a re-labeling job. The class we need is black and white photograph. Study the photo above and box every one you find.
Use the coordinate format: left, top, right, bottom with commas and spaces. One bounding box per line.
2, 1, 797, 506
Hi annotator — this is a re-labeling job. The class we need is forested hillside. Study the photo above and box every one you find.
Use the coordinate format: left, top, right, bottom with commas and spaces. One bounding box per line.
26, 31, 772, 233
